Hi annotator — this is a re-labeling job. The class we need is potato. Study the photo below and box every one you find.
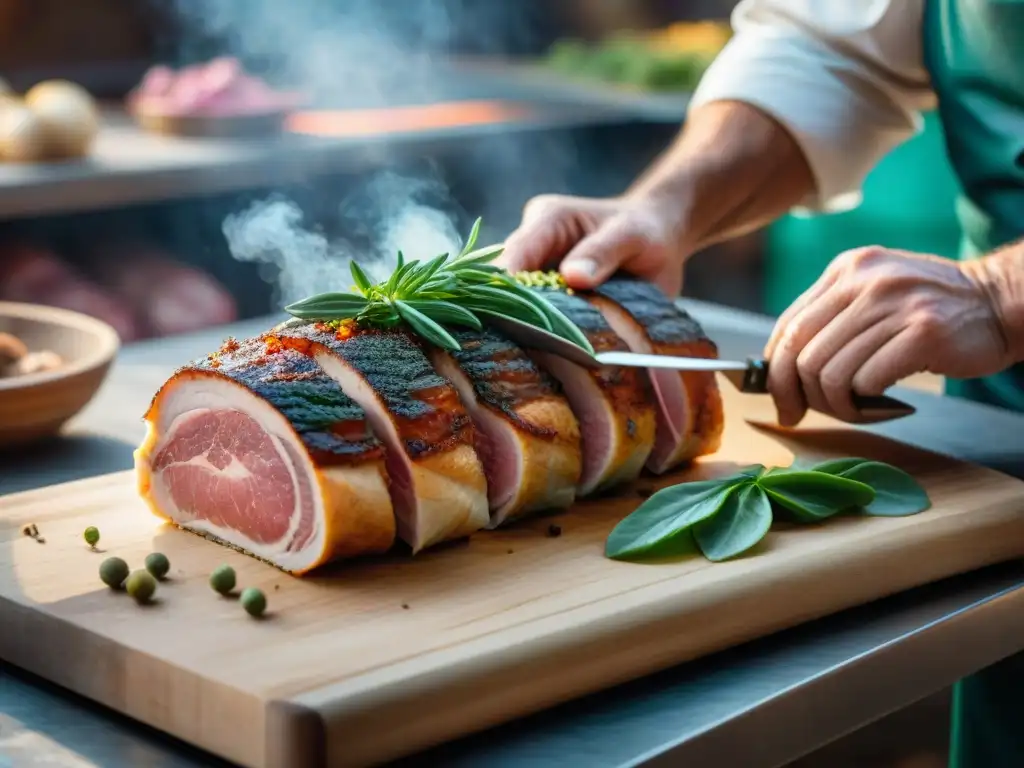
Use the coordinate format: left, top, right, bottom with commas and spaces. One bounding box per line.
8, 350, 63, 376
0, 103, 49, 162
25, 79, 99, 158
0, 331, 27, 369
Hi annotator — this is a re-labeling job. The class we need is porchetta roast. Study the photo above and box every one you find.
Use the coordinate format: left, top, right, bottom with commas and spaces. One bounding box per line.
134, 221, 724, 574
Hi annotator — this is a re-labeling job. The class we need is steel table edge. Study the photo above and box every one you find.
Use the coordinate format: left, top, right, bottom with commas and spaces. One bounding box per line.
627, 578, 1024, 768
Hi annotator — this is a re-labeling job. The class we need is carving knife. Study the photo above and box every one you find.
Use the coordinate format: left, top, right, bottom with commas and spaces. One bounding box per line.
593, 352, 915, 423
481, 314, 916, 424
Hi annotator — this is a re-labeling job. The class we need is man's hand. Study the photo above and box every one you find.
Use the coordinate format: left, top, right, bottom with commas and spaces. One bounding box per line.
496, 193, 689, 297
496, 101, 817, 298
764, 246, 1012, 426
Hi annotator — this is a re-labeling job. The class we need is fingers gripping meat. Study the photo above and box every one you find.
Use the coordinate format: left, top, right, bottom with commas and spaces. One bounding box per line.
135, 337, 395, 574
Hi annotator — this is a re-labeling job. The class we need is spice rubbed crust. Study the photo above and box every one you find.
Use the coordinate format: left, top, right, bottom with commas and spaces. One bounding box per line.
274, 323, 490, 553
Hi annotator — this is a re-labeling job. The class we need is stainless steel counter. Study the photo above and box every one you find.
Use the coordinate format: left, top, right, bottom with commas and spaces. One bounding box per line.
3, 299, 1024, 768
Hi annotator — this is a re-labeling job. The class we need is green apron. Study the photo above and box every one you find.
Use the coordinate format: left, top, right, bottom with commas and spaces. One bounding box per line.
922, 1, 1024, 765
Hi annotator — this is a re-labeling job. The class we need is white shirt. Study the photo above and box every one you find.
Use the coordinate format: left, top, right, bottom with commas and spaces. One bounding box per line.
689, 0, 935, 212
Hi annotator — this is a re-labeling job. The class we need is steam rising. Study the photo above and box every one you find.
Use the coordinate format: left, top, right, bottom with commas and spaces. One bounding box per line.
222, 173, 463, 305
167, 0, 564, 306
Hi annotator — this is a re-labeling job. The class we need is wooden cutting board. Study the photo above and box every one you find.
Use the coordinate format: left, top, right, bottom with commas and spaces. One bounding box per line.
3, 381, 1024, 768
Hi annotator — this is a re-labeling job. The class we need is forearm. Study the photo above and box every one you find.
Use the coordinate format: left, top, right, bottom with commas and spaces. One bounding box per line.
964, 242, 1024, 362
625, 99, 815, 255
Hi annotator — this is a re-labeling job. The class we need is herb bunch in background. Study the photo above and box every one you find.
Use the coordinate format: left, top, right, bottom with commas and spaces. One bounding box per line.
283, 217, 593, 354
606, 458, 931, 563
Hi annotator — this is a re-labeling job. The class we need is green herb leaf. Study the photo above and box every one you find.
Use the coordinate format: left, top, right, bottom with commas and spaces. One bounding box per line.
285, 292, 368, 311
606, 472, 755, 560
832, 461, 930, 517
806, 457, 872, 476
396, 250, 405, 270
757, 470, 875, 523
350, 261, 373, 295
460, 217, 482, 257
455, 285, 554, 330
454, 243, 505, 265
405, 299, 482, 330
693, 482, 773, 561
394, 300, 461, 351
516, 284, 596, 352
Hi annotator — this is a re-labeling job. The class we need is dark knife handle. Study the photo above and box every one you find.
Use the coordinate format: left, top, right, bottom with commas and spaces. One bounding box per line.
741, 357, 917, 424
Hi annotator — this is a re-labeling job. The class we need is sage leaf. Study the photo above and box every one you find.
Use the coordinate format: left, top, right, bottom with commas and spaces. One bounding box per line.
395, 300, 461, 351
757, 470, 875, 523
808, 457, 872, 476
833, 461, 931, 517
606, 473, 753, 560
694, 483, 773, 562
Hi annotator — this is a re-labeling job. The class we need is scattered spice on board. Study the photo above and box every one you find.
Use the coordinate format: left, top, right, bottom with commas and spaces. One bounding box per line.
507, 548, 514, 555
209, 564, 236, 595
401, 603, 410, 610
126, 570, 157, 604
547, 524, 562, 538
99, 557, 129, 589
240, 587, 267, 618
144, 552, 170, 580
22, 523, 44, 543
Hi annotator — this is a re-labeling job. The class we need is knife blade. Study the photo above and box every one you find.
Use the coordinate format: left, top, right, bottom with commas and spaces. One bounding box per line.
594, 351, 916, 423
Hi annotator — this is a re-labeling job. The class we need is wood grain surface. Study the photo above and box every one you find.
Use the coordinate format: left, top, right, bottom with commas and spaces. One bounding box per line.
2, 382, 1023, 768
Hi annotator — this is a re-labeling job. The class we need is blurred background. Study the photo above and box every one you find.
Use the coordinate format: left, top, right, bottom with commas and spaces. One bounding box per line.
0, 3, 957, 763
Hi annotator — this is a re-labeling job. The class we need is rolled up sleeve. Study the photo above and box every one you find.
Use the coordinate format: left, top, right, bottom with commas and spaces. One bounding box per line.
690, 0, 935, 212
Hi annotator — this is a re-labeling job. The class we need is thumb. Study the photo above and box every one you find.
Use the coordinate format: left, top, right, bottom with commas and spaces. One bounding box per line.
560, 217, 642, 289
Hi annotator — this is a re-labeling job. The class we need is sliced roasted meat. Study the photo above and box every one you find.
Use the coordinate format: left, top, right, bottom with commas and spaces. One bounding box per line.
134, 336, 395, 574
587, 276, 724, 473
426, 327, 582, 527
276, 323, 490, 552
527, 288, 657, 495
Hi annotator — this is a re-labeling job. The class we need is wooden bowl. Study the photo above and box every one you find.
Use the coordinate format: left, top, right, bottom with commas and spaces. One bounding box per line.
0, 302, 119, 448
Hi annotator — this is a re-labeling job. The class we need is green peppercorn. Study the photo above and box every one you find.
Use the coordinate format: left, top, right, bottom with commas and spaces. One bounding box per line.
99, 556, 129, 589
144, 552, 170, 580
83, 526, 100, 548
125, 570, 157, 604
240, 587, 267, 618
209, 564, 236, 595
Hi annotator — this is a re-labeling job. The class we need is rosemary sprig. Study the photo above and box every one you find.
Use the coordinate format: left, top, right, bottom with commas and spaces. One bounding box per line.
283, 217, 594, 354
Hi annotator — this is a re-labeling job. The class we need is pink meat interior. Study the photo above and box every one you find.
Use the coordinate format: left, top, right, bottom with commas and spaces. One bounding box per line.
429, 349, 518, 511
530, 351, 610, 493
152, 408, 306, 546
